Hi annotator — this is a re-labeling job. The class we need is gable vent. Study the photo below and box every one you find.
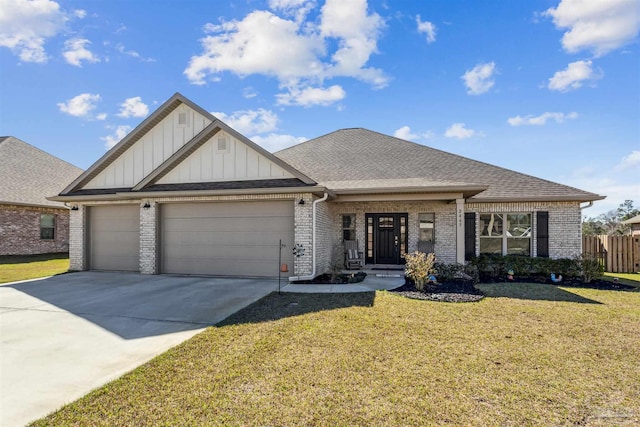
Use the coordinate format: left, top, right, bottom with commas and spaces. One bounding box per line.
178, 111, 189, 126
217, 135, 229, 152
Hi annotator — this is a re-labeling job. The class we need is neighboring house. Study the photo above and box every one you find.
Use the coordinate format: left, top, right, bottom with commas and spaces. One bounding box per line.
622, 215, 640, 236
0, 137, 83, 255
51, 93, 604, 278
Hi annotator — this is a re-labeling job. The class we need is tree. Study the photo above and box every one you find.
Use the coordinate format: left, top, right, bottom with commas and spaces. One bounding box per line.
582, 200, 638, 236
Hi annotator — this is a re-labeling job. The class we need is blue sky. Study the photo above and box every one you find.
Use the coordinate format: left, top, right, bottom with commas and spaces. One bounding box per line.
1, 0, 638, 216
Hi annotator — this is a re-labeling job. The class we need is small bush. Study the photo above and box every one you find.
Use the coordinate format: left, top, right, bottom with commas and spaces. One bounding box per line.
404, 251, 436, 291
468, 254, 598, 283
574, 254, 604, 283
433, 263, 479, 284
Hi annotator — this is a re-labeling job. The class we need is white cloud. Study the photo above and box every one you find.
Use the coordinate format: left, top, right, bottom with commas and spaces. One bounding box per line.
394, 126, 418, 140
57, 93, 102, 118
0, 0, 68, 63
73, 9, 86, 19
243, 87, 257, 99
444, 123, 479, 139
461, 62, 496, 95
394, 126, 435, 141
95, 113, 107, 121
268, 0, 315, 22
212, 109, 279, 134
115, 43, 155, 62
117, 97, 149, 118
507, 111, 578, 126
319, 0, 387, 87
615, 150, 640, 171
276, 84, 346, 107
63, 38, 99, 67
547, 60, 600, 92
101, 125, 132, 149
543, 0, 640, 57
184, 0, 387, 105
251, 133, 308, 152
416, 15, 436, 43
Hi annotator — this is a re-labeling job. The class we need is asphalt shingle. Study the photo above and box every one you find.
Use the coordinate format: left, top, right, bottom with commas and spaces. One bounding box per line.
276, 128, 602, 201
0, 137, 83, 208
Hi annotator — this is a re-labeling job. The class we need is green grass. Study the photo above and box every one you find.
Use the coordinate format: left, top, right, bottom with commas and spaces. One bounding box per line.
32, 284, 640, 426
0, 253, 69, 284
605, 272, 640, 284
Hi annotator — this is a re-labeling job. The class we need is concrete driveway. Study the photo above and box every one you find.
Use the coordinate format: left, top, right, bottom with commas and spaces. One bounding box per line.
0, 271, 278, 427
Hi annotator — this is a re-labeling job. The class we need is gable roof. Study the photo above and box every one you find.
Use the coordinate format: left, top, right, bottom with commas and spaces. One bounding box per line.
276, 128, 604, 202
59, 93, 316, 198
0, 136, 83, 208
621, 214, 640, 225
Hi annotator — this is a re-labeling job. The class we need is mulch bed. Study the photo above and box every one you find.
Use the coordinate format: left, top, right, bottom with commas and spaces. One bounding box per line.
479, 275, 636, 291
294, 272, 367, 284
390, 278, 485, 303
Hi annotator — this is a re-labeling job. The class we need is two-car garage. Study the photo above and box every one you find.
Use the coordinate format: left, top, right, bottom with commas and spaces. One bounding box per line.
87, 201, 295, 277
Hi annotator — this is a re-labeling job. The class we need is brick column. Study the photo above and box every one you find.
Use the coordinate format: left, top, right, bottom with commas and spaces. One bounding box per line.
455, 198, 465, 264
293, 195, 313, 276
69, 205, 86, 271
140, 201, 158, 274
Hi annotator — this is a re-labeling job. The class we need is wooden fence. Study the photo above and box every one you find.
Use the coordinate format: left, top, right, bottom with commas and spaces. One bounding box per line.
583, 235, 640, 273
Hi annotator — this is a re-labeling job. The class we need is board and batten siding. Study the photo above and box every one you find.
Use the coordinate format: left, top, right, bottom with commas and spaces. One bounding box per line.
156, 132, 295, 183
83, 104, 212, 189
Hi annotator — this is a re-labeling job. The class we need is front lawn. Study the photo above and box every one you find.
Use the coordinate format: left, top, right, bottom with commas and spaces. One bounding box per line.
33, 284, 639, 426
0, 253, 69, 284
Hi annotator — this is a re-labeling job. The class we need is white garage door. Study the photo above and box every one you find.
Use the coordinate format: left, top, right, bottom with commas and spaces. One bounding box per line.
89, 205, 140, 271
160, 201, 294, 277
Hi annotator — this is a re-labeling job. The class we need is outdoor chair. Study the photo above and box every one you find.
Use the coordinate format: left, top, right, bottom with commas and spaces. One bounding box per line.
344, 240, 365, 270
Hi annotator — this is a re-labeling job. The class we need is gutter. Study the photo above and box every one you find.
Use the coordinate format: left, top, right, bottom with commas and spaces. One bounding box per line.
580, 201, 594, 210
289, 192, 329, 282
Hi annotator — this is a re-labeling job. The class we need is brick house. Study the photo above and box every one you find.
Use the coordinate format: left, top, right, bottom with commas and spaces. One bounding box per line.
51, 93, 604, 279
0, 137, 83, 256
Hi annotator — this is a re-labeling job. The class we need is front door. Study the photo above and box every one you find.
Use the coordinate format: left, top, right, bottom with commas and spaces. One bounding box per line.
365, 213, 408, 264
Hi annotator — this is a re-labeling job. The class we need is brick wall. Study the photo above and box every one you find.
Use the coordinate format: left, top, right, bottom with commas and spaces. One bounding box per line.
330, 201, 457, 265
0, 204, 70, 255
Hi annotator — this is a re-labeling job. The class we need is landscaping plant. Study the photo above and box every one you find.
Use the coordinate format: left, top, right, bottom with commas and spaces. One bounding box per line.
404, 251, 436, 291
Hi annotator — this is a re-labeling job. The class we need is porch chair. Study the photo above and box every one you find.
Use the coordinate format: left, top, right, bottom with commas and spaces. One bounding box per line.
344, 240, 365, 270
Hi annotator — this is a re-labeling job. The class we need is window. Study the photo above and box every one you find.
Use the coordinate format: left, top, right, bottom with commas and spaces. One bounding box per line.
418, 213, 434, 242
40, 214, 55, 240
480, 213, 531, 256
342, 214, 355, 241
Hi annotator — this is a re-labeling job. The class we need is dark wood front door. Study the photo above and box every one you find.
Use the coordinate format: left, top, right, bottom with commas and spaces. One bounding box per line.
366, 213, 408, 264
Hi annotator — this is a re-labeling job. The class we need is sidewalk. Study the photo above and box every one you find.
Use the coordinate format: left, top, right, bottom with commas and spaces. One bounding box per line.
282, 268, 404, 293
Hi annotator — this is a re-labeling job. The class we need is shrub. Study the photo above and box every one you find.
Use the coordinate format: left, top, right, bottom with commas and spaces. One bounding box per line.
574, 254, 604, 283
404, 251, 436, 291
433, 262, 479, 284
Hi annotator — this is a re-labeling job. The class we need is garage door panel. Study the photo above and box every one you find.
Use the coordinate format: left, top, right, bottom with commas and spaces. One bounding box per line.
90, 205, 139, 272
163, 217, 291, 233
161, 201, 294, 277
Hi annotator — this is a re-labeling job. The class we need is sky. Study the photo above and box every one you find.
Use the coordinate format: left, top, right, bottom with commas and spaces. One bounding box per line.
0, 0, 638, 217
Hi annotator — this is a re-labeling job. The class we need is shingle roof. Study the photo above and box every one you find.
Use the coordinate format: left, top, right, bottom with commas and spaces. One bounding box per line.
275, 128, 603, 202
0, 137, 83, 208
621, 214, 640, 225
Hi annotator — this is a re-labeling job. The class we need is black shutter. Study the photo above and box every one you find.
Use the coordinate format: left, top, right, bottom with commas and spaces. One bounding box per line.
537, 211, 549, 258
465, 212, 476, 261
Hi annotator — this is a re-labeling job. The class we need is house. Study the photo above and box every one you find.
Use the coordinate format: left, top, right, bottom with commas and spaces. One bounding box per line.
622, 214, 640, 236
0, 137, 83, 256
51, 93, 604, 279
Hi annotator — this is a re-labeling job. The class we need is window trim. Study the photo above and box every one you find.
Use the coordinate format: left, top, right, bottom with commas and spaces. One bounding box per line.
341, 213, 356, 241
40, 214, 56, 240
479, 212, 532, 256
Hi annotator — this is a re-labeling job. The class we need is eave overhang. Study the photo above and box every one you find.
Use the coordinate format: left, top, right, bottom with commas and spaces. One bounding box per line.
48, 186, 334, 202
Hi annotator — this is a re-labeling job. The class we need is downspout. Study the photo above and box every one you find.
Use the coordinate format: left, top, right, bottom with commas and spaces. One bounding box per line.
290, 192, 329, 281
